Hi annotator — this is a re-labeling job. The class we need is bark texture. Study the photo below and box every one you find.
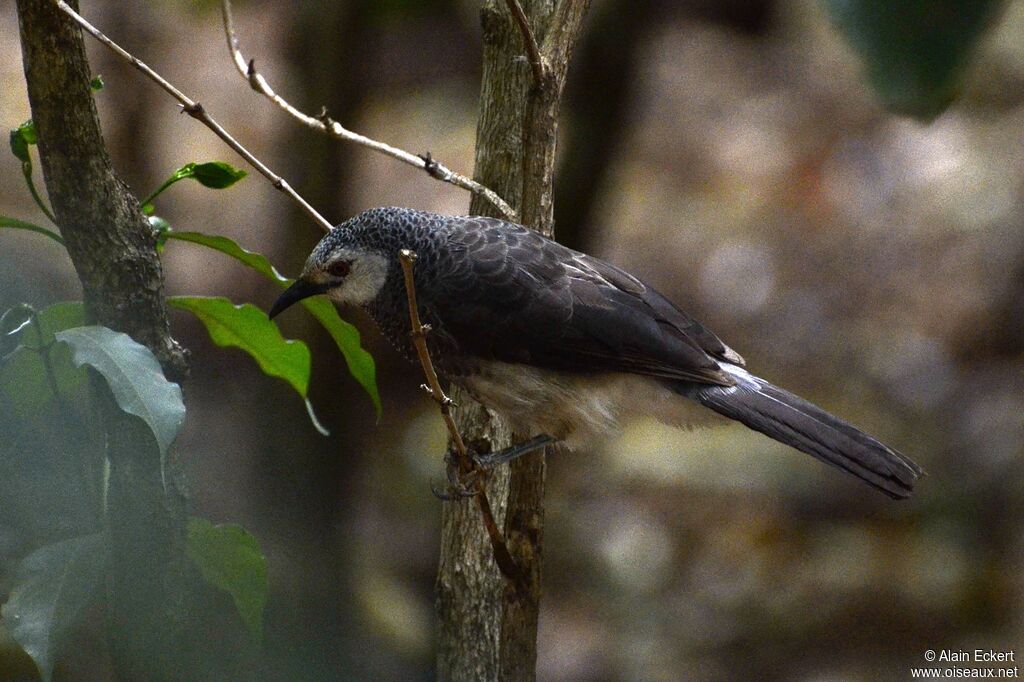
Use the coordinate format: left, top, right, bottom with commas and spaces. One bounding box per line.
435, 2, 590, 679
17, 1, 194, 677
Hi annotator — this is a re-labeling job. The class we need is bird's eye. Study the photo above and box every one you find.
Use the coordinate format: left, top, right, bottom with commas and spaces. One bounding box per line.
328, 261, 351, 278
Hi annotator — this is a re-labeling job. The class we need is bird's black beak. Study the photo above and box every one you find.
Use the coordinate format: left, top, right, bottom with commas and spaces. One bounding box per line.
269, 278, 331, 319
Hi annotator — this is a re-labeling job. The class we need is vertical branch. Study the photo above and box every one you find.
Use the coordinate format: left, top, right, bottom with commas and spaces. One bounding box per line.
16, 0, 195, 677
398, 250, 522, 583
436, 1, 591, 680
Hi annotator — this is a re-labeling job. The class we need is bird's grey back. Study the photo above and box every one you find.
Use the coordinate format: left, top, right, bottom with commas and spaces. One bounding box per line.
325, 207, 741, 384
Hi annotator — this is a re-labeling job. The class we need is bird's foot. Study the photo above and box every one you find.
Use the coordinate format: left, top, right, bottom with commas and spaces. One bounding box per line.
431, 451, 480, 500
473, 434, 555, 469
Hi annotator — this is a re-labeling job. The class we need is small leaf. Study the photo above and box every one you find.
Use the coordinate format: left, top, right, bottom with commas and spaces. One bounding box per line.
19, 120, 37, 145
1, 533, 106, 682
190, 161, 247, 189
0, 216, 65, 247
186, 518, 268, 642
9, 129, 29, 163
142, 203, 155, 216
55, 326, 185, 458
163, 231, 381, 414
89, 75, 104, 91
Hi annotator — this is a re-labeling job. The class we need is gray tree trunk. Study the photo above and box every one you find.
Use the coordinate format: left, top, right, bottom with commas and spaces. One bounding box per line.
435, 2, 590, 679
16, 1, 196, 678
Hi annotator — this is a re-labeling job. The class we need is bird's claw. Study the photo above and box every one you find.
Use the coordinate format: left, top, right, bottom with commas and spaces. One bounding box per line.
431, 451, 480, 500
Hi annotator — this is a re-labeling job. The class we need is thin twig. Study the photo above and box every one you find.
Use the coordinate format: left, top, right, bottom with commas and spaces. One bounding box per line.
221, 0, 517, 222
398, 250, 523, 583
505, 0, 549, 84
55, 0, 333, 233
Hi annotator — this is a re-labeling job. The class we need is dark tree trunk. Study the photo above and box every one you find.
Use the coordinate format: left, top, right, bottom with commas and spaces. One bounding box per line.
16, 1, 195, 678
435, 2, 590, 679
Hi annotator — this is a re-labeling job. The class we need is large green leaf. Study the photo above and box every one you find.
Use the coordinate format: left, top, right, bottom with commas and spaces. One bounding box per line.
824, 0, 1006, 120
168, 296, 308, 395
164, 231, 380, 415
55, 326, 185, 458
186, 517, 268, 643
300, 296, 381, 417
168, 296, 326, 434
1, 533, 106, 682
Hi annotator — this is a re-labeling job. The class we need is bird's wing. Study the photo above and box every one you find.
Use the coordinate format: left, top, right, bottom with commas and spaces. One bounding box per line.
426, 217, 742, 386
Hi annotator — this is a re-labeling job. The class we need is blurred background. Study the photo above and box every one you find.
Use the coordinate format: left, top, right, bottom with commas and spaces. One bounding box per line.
2, 0, 1023, 679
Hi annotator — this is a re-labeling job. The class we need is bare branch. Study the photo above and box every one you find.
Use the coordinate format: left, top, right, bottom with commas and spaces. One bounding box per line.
221, 0, 517, 222
505, 0, 549, 85
55, 0, 333, 233
398, 249, 523, 584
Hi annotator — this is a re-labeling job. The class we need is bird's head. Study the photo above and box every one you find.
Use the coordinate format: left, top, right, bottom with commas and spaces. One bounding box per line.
268, 228, 391, 319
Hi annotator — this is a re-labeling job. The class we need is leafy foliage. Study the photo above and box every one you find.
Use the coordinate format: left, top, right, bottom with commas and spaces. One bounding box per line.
56, 326, 186, 460
824, 0, 1007, 119
186, 518, 268, 642
168, 296, 327, 434
1, 533, 106, 682
164, 231, 381, 415
3, 76, 371, 671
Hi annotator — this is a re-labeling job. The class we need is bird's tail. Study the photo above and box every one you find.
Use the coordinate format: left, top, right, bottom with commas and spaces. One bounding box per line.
684, 364, 923, 499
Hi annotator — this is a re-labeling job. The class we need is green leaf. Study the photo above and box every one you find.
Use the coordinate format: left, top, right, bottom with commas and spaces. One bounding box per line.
824, 0, 1006, 120
0, 303, 88, 420
1, 533, 106, 682
89, 75, 104, 91
55, 326, 185, 458
164, 231, 380, 415
140, 161, 248, 208
18, 120, 37, 145
168, 297, 308, 395
9, 119, 37, 162
167, 296, 326, 434
186, 518, 268, 643
189, 161, 247, 189
301, 297, 381, 417
164, 231, 285, 279
9, 128, 29, 164
7, 119, 56, 225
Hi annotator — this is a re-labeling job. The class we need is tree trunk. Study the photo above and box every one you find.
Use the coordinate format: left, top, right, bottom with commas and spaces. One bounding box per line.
435, 2, 590, 679
16, 1, 195, 677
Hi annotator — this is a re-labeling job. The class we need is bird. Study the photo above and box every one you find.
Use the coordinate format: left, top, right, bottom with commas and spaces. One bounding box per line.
269, 206, 923, 499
